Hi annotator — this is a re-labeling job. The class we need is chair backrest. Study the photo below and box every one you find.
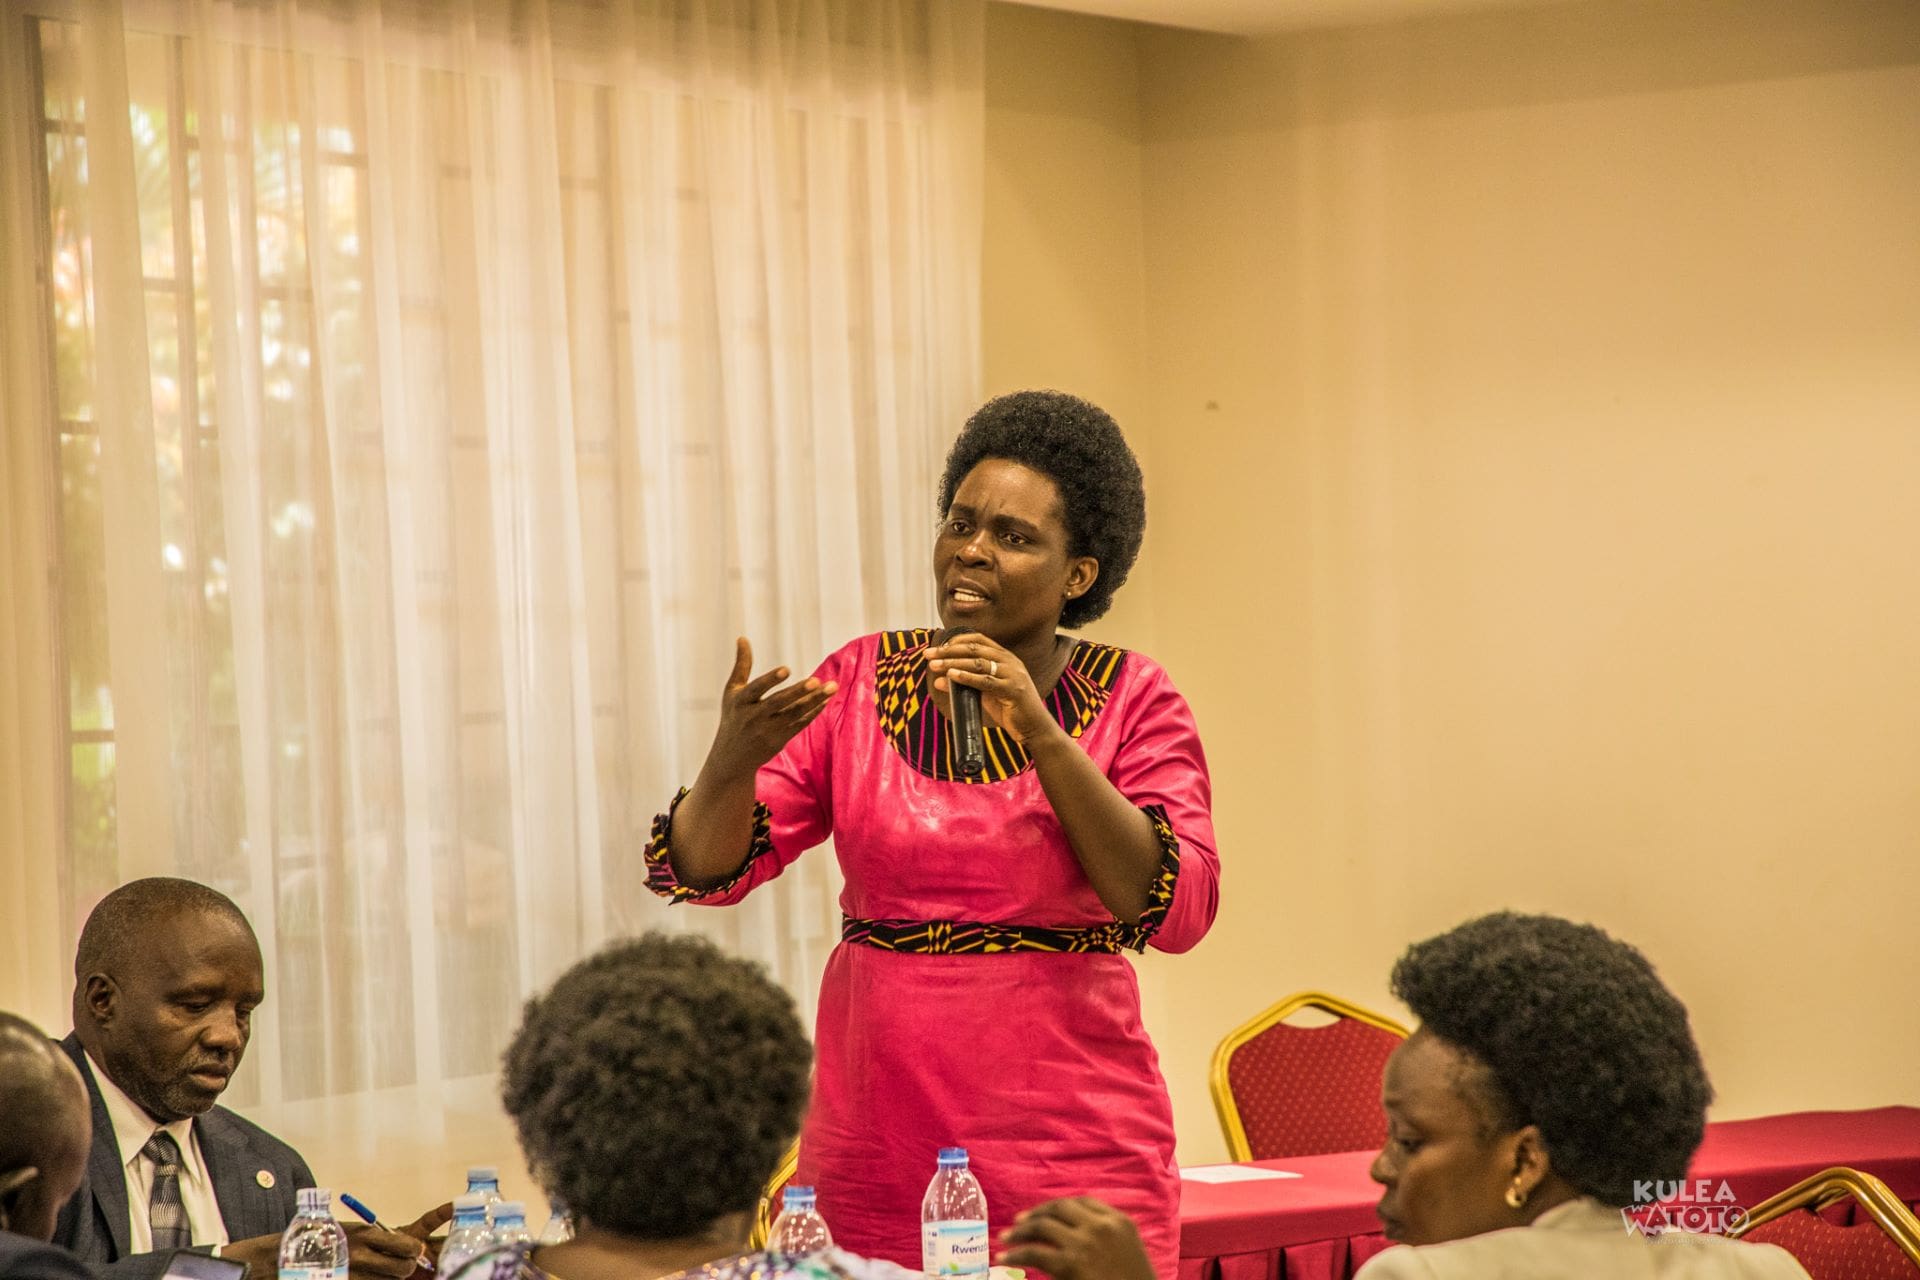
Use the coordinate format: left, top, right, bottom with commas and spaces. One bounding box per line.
748, 1139, 802, 1250
1210, 990, 1409, 1161
1732, 1166, 1920, 1279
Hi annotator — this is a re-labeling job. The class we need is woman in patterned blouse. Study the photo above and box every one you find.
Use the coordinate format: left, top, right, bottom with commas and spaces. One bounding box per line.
450, 933, 918, 1280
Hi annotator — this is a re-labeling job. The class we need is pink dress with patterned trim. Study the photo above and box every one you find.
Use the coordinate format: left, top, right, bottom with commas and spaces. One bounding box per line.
647, 631, 1221, 1279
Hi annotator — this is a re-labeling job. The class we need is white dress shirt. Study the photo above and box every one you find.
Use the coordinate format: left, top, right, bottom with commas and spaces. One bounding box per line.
82, 1050, 231, 1252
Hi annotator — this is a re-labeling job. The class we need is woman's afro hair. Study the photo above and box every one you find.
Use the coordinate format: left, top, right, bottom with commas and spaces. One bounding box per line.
500, 932, 811, 1238
1390, 911, 1713, 1207
937, 390, 1145, 629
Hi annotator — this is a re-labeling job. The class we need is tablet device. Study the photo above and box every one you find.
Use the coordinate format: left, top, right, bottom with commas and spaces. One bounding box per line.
161, 1252, 249, 1280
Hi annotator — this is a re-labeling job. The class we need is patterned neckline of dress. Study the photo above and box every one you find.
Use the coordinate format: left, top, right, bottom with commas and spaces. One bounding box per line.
872, 628, 1127, 783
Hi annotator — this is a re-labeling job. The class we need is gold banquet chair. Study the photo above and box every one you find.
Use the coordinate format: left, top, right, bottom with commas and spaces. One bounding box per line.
1731, 1166, 1920, 1278
749, 1139, 802, 1250
1210, 990, 1409, 1162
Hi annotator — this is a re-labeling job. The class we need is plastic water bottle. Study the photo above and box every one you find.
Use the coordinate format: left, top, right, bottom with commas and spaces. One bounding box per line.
768, 1186, 833, 1256
465, 1167, 505, 1221
536, 1198, 574, 1246
921, 1148, 989, 1277
490, 1201, 532, 1248
278, 1188, 349, 1280
438, 1194, 494, 1276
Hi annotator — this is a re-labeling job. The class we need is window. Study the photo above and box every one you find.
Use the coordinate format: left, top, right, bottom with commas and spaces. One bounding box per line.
10, 0, 980, 1110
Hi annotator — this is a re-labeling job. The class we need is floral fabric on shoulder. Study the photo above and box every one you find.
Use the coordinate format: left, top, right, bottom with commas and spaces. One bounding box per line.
445, 1244, 547, 1280
662, 1248, 924, 1280
449, 1244, 922, 1280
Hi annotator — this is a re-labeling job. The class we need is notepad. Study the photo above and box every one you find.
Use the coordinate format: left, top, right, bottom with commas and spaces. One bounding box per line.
1180, 1165, 1304, 1183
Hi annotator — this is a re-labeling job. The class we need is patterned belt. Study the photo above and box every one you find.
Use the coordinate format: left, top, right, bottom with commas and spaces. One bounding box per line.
841, 915, 1146, 955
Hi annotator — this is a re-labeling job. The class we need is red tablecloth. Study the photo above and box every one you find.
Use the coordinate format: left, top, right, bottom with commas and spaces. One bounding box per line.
1177, 1106, 1920, 1280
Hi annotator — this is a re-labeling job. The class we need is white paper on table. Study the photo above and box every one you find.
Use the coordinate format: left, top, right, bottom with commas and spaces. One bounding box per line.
1180, 1165, 1305, 1183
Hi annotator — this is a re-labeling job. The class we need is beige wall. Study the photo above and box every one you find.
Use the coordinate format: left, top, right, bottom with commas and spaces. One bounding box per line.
985, 0, 1920, 1165
983, 2, 1158, 656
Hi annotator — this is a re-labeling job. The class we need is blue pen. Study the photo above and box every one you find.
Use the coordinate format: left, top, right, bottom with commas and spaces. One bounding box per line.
339, 1193, 436, 1272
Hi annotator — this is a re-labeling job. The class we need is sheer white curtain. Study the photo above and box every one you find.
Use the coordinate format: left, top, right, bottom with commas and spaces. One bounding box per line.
0, 0, 981, 1191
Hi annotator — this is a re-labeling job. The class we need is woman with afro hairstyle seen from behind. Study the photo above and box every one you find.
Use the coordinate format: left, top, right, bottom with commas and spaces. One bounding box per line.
1355, 911, 1808, 1280
644, 391, 1221, 1275
1004, 913, 1810, 1280
453, 932, 918, 1280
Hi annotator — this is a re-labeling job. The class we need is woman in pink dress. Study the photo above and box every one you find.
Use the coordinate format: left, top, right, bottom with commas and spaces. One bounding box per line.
645, 391, 1220, 1278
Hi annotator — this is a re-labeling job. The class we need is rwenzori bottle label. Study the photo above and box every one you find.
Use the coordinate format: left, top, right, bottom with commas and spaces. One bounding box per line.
921, 1219, 988, 1276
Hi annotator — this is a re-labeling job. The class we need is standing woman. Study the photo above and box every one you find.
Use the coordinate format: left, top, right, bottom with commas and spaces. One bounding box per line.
644, 390, 1220, 1277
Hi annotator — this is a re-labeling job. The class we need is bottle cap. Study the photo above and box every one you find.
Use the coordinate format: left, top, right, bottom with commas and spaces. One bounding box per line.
937, 1147, 968, 1166
466, 1166, 500, 1182
782, 1185, 817, 1208
453, 1194, 488, 1216
493, 1200, 527, 1223
298, 1187, 332, 1212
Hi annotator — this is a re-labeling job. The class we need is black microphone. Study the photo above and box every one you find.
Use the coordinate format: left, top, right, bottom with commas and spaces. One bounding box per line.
938, 627, 988, 776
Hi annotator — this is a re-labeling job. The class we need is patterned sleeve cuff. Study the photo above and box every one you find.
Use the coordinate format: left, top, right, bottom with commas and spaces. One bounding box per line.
645, 787, 777, 904
1114, 803, 1182, 951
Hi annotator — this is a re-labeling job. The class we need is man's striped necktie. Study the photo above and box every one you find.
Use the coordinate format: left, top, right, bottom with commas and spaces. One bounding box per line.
141, 1131, 194, 1252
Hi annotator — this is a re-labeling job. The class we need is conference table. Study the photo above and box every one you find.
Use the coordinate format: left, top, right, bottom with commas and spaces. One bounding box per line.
1177, 1106, 1920, 1280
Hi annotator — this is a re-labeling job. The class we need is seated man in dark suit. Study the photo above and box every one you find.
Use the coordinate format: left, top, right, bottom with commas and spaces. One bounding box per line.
51, 879, 445, 1280
2, 1011, 96, 1280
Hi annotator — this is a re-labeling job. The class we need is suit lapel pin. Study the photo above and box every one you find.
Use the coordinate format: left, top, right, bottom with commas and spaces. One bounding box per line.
256, 1170, 276, 1189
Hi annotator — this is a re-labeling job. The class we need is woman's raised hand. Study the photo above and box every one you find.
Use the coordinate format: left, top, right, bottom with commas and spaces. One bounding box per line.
705, 637, 838, 779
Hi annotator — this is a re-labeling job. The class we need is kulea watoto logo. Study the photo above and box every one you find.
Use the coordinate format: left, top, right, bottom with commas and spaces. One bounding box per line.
1620, 1179, 1749, 1236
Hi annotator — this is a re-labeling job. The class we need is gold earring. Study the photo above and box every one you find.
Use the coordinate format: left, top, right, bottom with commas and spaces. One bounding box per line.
1504, 1184, 1527, 1210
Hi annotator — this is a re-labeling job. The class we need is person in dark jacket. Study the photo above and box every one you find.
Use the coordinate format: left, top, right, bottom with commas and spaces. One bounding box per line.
52, 879, 445, 1280
0, 1009, 97, 1280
